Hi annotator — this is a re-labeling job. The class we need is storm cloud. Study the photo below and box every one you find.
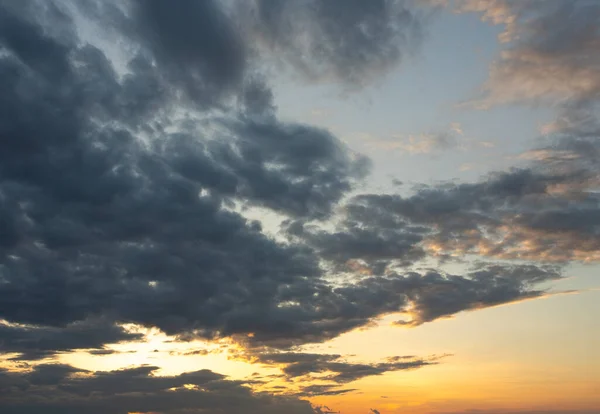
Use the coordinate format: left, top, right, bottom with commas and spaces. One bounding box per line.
0, 0, 361, 351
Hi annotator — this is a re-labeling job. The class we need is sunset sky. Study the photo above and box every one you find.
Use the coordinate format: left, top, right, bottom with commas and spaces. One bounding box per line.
0, 1, 599, 413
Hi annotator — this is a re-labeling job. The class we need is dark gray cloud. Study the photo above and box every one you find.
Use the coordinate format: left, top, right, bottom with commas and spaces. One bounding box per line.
0, 0, 360, 353
87, 349, 120, 356
285, 205, 429, 274
239, 77, 276, 116
240, 351, 441, 397
0, 320, 142, 360
131, 0, 247, 104
285, 153, 599, 268
298, 384, 357, 397
244, 0, 432, 87
391, 264, 562, 325
0, 364, 316, 414
233, 263, 561, 348
332, 159, 600, 264
254, 351, 439, 384
170, 348, 222, 357
255, 352, 342, 365
21, 363, 83, 386
343, 264, 561, 327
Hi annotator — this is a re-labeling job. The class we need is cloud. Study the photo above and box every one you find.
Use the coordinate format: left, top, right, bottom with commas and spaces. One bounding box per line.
131, 0, 247, 104
241, 351, 442, 395
298, 384, 358, 397
217, 117, 371, 218
0, 320, 142, 361
0, 7, 594, 414
0, 0, 567, 363
343, 159, 600, 263
170, 348, 222, 357
0, 1, 596, 412
0, 364, 317, 414
242, 0, 435, 88
0, 0, 361, 353
87, 349, 120, 356
458, 0, 600, 107
254, 352, 343, 366
440, 1, 600, 264
285, 212, 428, 274
237, 263, 562, 348
287, 355, 438, 384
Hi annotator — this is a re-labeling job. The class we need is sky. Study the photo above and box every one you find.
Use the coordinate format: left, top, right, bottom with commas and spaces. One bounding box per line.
0, 0, 599, 413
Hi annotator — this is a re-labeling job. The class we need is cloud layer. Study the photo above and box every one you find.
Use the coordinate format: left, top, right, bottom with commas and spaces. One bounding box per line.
0, 364, 315, 414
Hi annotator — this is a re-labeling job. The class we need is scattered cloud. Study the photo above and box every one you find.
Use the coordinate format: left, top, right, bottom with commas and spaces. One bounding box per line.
298, 384, 358, 397
252, 352, 441, 384
458, 0, 600, 107
240, 0, 439, 88
345, 165, 600, 263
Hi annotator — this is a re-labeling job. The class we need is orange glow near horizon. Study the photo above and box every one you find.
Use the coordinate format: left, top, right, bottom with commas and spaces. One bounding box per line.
29, 287, 594, 414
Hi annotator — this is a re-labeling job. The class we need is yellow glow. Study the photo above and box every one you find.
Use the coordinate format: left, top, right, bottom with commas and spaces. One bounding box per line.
46, 289, 600, 414
59, 325, 272, 380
